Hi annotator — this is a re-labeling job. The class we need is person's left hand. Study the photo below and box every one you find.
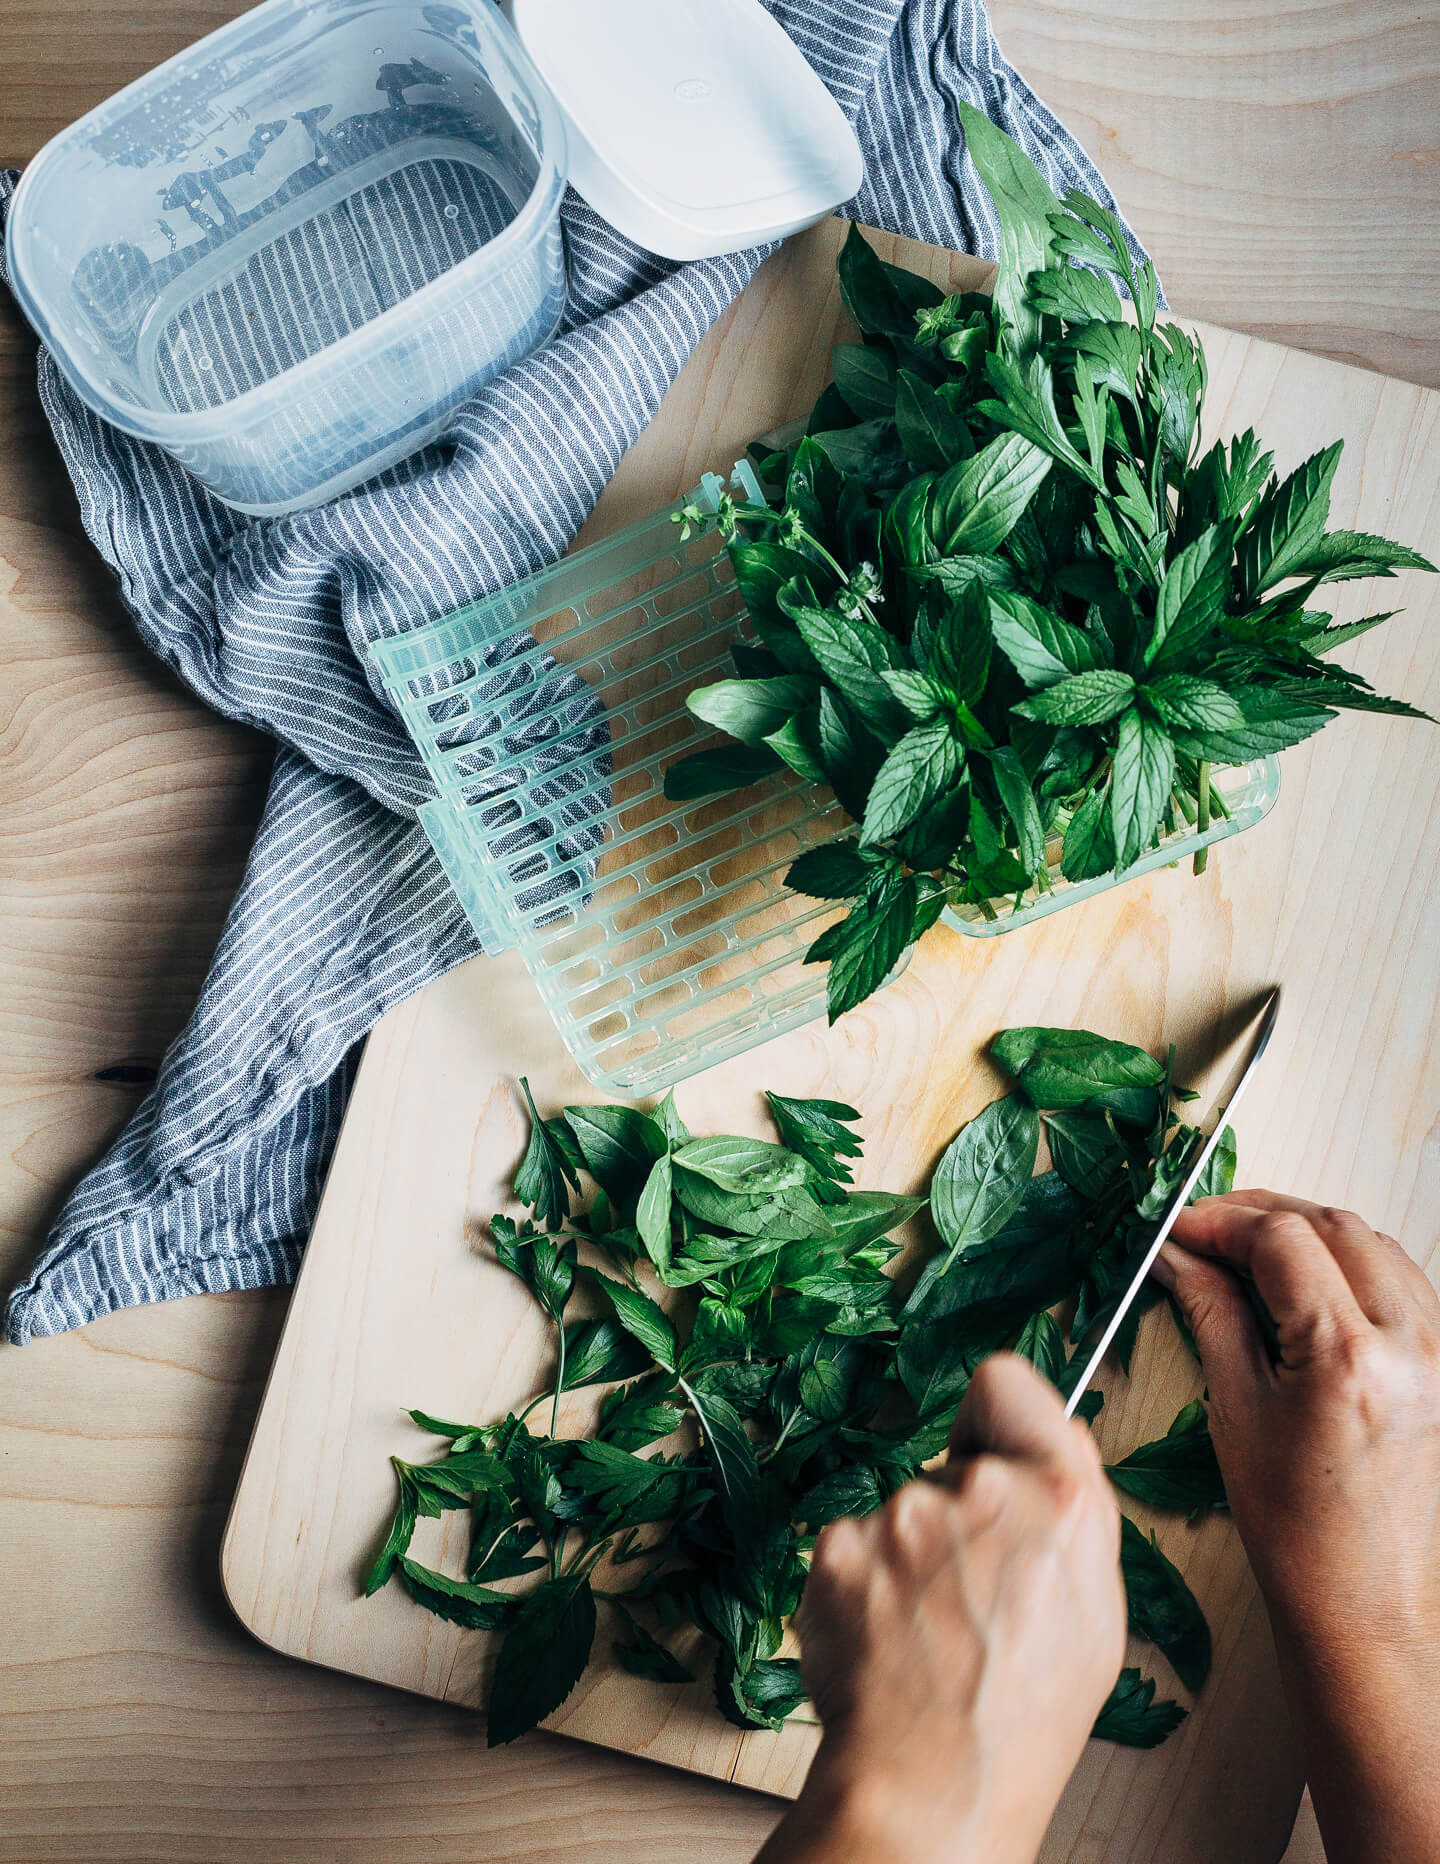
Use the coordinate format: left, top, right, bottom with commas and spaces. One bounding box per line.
755, 1354, 1125, 1864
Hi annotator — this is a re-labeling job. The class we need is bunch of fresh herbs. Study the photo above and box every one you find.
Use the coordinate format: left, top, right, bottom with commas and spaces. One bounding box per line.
368, 1029, 1239, 1749
662, 101, 1433, 1021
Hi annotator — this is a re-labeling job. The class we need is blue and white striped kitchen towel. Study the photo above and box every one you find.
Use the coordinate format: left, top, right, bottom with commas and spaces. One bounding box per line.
2, 0, 1152, 1342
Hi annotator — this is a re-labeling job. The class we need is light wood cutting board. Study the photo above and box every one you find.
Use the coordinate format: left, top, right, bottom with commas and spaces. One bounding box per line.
221, 219, 1440, 1862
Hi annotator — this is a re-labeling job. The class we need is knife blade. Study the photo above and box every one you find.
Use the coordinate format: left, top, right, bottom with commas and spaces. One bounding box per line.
1062, 986, 1282, 1419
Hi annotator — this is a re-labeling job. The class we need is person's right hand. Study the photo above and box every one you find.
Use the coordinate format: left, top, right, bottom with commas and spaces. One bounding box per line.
1158, 1190, 1440, 1864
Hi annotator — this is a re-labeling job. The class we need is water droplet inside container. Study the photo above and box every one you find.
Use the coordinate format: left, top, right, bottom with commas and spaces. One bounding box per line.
372, 44, 384, 55
196, 353, 213, 371
443, 203, 460, 220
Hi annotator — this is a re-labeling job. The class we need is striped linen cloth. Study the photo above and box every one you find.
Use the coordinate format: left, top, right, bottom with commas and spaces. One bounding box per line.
1, 0, 1151, 1343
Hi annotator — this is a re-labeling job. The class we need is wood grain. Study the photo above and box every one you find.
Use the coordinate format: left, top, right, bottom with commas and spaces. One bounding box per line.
2, 3, 1438, 1858
1, 0, 1435, 387
222, 219, 1440, 1862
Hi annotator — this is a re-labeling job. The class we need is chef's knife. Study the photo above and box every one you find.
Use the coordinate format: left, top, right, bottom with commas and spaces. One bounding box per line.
1062, 987, 1281, 1419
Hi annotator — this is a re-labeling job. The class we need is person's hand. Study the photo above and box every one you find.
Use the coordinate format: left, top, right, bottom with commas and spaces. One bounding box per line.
755, 1354, 1124, 1864
1158, 1190, 1440, 1864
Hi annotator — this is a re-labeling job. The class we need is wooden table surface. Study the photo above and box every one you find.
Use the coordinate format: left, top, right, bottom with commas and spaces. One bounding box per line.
3, 4, 1434, 1859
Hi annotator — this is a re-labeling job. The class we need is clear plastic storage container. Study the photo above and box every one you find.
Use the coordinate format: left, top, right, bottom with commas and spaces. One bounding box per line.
5, 0, 567, 515
372, 470, 1284, 1096
370, 464, 858, 1097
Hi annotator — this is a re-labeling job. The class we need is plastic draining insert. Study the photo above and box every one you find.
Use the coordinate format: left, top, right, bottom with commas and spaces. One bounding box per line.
369, 464, 854, 1095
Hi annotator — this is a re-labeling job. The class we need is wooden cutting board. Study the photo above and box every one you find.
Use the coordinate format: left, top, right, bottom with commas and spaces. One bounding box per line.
221, 218, 1440, 1862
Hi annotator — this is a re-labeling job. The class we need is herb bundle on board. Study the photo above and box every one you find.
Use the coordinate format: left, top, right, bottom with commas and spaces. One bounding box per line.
662, 102, 1433, 1021
367, 1028, 1238, 1747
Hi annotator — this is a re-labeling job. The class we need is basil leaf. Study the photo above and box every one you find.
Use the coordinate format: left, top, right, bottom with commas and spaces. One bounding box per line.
832, 342, 898, 420
687, 675, 818, 747
991, 1027, 1164, 1109
1094, 1668, 1187, 1748
1045, 1110, 1124, 1198
1106, 1398, 1226, 1513
486, 1574, 597, 1746
1014, 1308, 1067, 1385
662, 741, 783, 800
563, 1104, 668, 1202
1120, 1515, 1212, 1693
635, 1153, 675, 1273
895, 367, 971, 470
672, 1136, 808, 1197
765, 708, 828, 783
825, 1190, 926, 1254
931, 433, 1053, 556
588, 1273, 678, 1372
931, 1095, 1041, 1261
836, 221, 944, 339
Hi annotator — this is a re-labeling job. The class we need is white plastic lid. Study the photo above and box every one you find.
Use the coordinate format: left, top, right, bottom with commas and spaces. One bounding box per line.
503, 0, 865, 261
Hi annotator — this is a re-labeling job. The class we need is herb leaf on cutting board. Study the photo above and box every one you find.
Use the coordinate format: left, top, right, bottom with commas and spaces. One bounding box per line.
366, 1029, 1243, 1748
664, 104, 1434, 1022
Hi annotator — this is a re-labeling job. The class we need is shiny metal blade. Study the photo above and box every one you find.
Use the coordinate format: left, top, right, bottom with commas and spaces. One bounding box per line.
1062, 987, 1282, 1419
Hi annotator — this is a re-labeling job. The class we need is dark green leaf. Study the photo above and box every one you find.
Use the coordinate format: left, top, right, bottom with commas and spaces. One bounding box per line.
795, 1463, 883, 1527
931, 433, 1053, 556
988, 745, 1046, 873
1238, 442, 1343, 599
513, 1077, 581, 1231
614, 1618, 696, 1685
1060, 786, 1115, 881
991, 1027, 1164, 1110
1145, 525, 1231, 670
1093, 1668, 1187, 1748
1106, 1399, 1226, 1513
687, 676, 818, 747
1142, 675, 1244, 735
399, 1557, 519, 1631
365, 1476, 418, 1595
786, 840, 873, 900
861, 717, 965, 845
589, 1273, 678, 1371
895, 368, 970, 470
813, 873, 917, 1023
1013, 669, 1134, 726
636, 1153, 675, 1273
832, 342, 898, 419
955, 99, 1057, 357
487, 1576, 598, 1745
1045, 1110, 1124, 1197
1287, 528, 1434, 586
563, 1104, 668, 1203
836, 221, 945, 339
663, 742, 784, 800
990, 590, 1104, 689
1108, 707, 1175, 868
1120, 1515, 1212, 1693
1014, 1308, 1068, 1385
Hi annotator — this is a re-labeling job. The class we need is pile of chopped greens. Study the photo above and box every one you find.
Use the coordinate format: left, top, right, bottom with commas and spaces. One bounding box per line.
367, 1028, 1241, 1749
662, 101, 1433, 1021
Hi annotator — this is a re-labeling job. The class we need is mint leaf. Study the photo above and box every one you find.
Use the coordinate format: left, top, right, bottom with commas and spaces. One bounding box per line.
1108, 707, 1175, 869
990, 590, 1104, 688
1238, 441, 1343, 599
860, 717, 965, 845
663, 741, 784, 800
930, 432, 1053, 555
1013, 669, 1135, 726
487, 1575, 597, 1745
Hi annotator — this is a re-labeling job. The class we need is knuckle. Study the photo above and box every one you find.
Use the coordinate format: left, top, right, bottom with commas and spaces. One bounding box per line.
1259, 1209, 1315, 1247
